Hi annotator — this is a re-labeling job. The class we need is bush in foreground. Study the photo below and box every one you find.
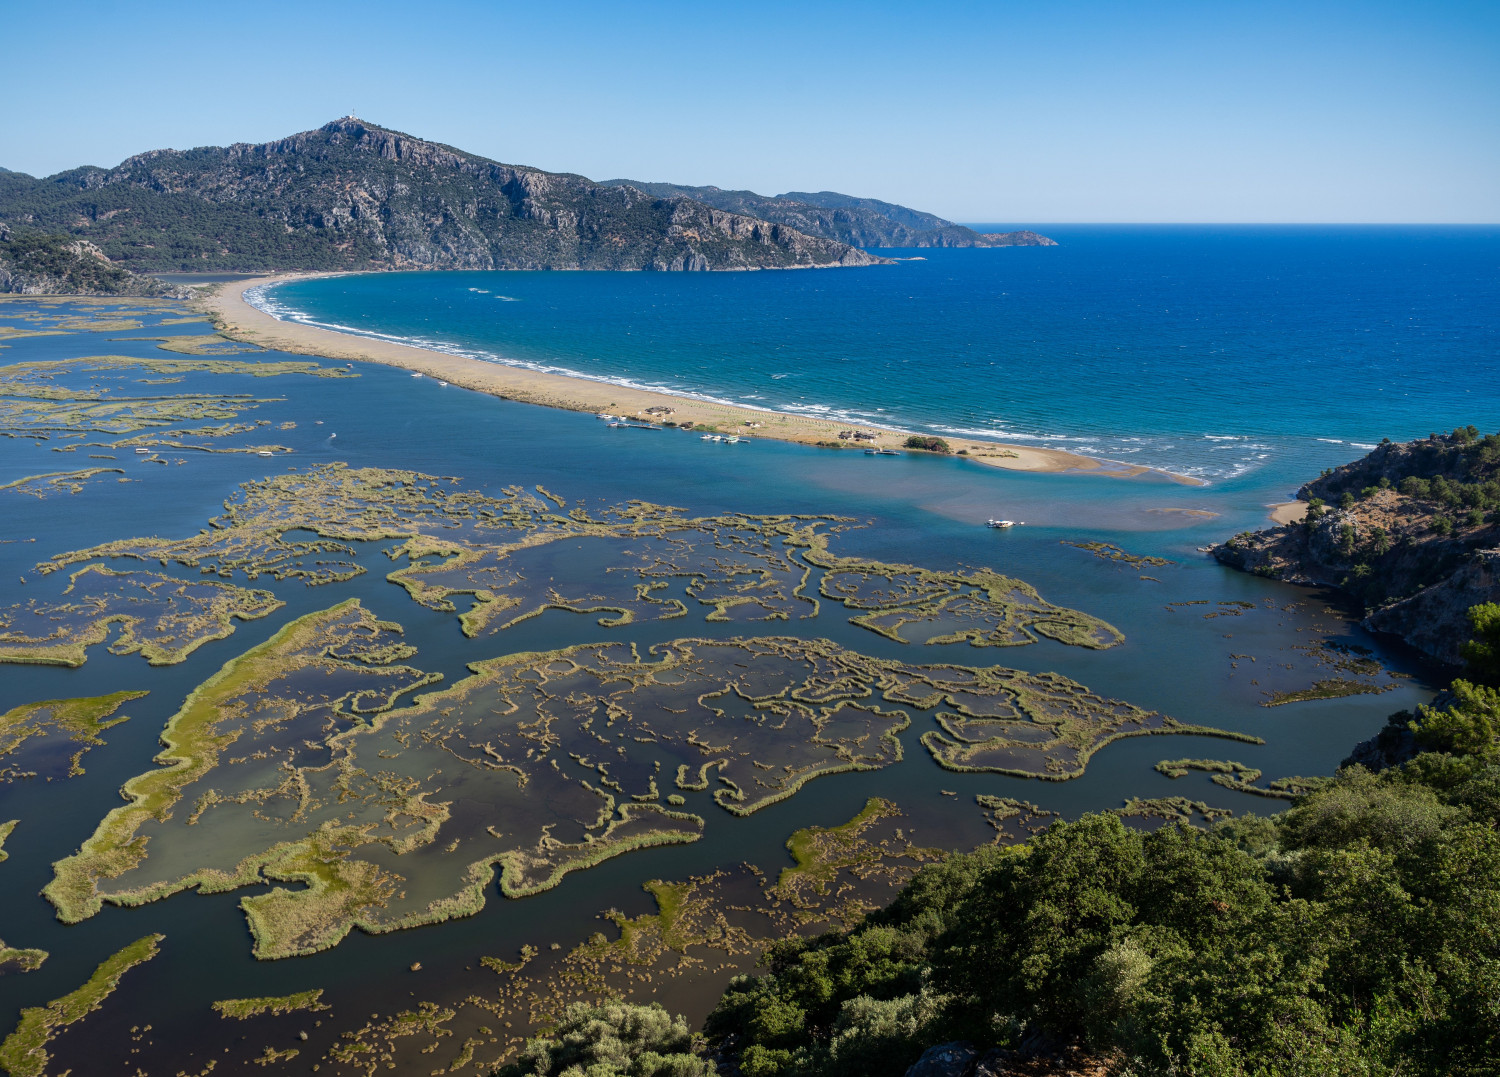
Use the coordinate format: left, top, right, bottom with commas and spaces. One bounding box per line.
495, 1000, 715, 1077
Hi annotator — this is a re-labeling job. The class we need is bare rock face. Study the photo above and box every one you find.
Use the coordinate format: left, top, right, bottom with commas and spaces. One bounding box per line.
0, 119, 889, 274
1365, 549, 1500, 663
1212, 430, 1500, 665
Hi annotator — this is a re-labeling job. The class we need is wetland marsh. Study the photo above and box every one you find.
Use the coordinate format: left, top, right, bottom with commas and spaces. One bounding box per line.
0, 296, 1438, 1075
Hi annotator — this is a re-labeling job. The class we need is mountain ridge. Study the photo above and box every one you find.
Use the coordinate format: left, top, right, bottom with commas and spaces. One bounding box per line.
0, 119, 889, 274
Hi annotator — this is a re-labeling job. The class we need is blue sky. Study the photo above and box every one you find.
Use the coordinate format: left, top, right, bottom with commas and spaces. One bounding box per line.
2, 0, 1495, 222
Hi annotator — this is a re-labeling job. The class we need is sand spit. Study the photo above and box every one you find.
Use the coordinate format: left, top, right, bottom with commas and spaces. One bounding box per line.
199, 274, 1200, 484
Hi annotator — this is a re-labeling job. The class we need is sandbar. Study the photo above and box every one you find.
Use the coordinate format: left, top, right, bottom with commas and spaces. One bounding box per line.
199, 275, 1199, 483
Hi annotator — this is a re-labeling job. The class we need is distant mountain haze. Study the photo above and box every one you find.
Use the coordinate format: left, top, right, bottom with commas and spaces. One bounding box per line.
0, 118, 1052, 277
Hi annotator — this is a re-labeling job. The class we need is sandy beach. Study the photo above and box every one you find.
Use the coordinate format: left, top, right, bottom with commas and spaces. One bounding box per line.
1268, 501, 1309, 524
199, 274, 1198, 483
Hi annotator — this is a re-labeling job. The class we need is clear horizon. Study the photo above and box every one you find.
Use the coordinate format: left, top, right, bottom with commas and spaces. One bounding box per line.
1, 0, 1495, 224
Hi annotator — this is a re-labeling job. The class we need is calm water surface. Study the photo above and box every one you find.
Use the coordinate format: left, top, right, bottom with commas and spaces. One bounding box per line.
2, 233, 1486, 1072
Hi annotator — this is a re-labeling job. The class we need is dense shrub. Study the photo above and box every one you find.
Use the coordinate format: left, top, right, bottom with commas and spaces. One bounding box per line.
495, 1001, 714, 1077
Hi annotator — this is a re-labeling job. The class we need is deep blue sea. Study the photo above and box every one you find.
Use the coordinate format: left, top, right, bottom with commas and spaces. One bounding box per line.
257, 226, 1500, 489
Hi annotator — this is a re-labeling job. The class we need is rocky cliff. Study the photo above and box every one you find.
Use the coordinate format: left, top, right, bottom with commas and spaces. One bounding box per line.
1212, 428, 1500, 664
0, 119, 888, 274
0, 224, 183, 296
602, 181, 1056, 248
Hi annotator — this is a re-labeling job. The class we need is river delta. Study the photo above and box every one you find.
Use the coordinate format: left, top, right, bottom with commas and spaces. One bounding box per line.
0, 295, 1438, 1075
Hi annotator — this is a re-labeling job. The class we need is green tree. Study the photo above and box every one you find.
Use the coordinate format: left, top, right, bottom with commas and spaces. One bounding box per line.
1411, 679, 1500, 760
496, 1001, 715, 1077
1461, 602, 1500, 685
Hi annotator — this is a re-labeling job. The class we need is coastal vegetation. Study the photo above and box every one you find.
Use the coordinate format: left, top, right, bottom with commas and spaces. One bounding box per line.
0, 350, 350, 447
1153, 758, 1328, 799
331, 801, 937, 1072
0, 941, 47, 974
1060, 541, 1175, 568
0, 565, 282, 667
42, 600, 439, 927
0, 934, 162, 1077
0, 690, 145, 779
919, 669, 1259, 781
213, 989, 328, 1019
902, 436, 951, 454
46, 604, 1165, 960
1262, 676, 1390, 706
0, 468, 124, 498
30, 463, 1121, 662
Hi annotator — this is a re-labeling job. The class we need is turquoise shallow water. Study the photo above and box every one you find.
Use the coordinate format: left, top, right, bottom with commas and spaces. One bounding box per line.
258, 225, 1500, 488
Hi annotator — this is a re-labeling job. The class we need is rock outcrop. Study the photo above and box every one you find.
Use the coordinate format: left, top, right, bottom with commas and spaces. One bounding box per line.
0, 119, 889, 274
1212, 429, 1500, 664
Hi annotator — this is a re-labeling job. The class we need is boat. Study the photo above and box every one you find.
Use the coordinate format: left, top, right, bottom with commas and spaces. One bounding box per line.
878, 449, 900, 456
257, 450, 274, 457
986, 519, 1022, 529
134, 447, 150, 454
700, 434, 714, 440
438, 381, 447, 387
725, 436, 739, 444
864, 448, 878, 455
411, 372, 422, 378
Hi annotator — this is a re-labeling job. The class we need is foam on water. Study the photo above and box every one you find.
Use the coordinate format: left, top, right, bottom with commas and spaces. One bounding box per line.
253, 227, 1500, 487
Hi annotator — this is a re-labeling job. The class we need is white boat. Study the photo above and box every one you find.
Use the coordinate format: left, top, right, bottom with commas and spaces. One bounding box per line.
411, 372, 423, 378
438, 381, 447, 387
725, 436, 739, 444
700, 434, 714, 440
986, 519, 1021, 529
257, 450, 274, 457
134, 447, 150, 454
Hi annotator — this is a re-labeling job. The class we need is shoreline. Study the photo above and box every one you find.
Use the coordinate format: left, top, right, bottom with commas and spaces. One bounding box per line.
199, 273, 1201, 484
1268, 501, 1309, 525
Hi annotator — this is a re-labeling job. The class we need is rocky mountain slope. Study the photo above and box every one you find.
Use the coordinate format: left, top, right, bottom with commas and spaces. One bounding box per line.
0, 224, 183, 296
0, 119, 887, 274
601, 180, 1056, 248
1212, 427, 1500, 663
